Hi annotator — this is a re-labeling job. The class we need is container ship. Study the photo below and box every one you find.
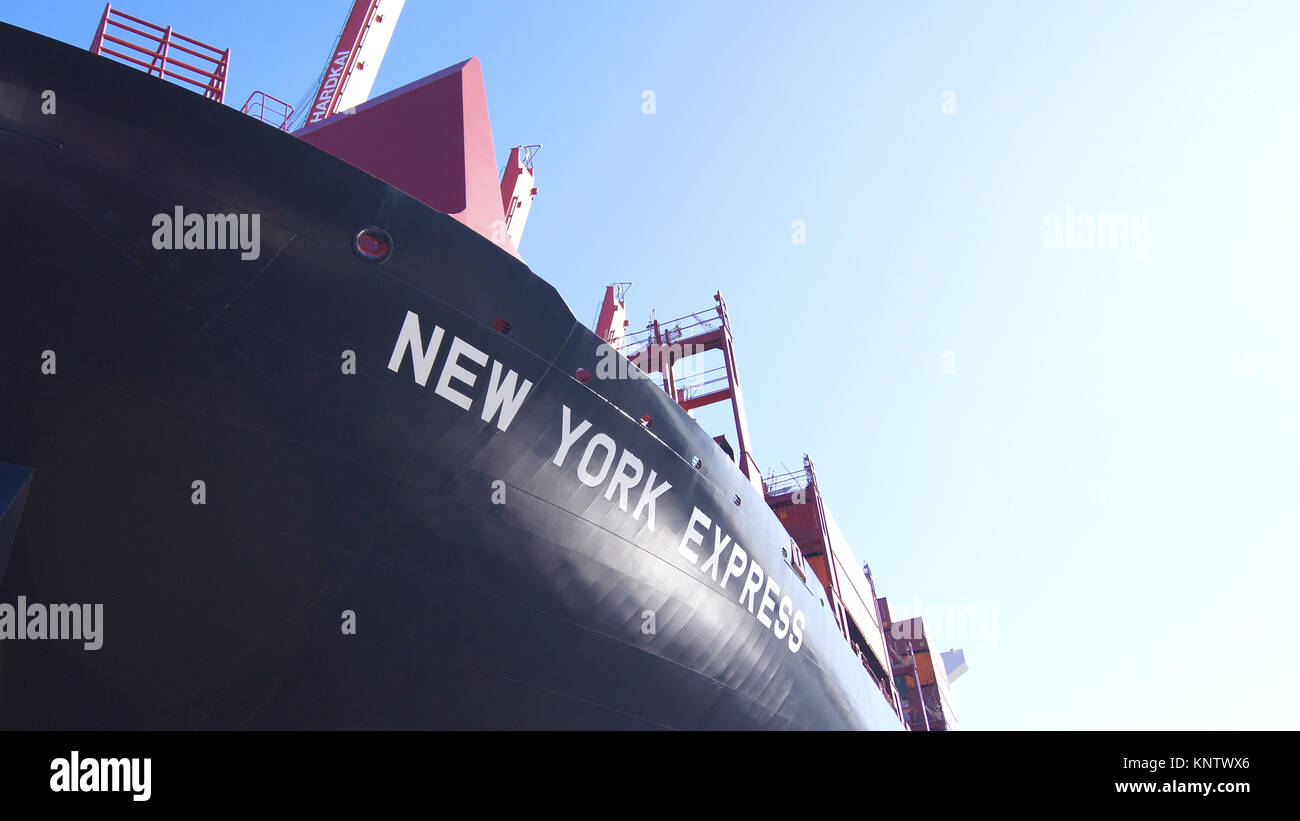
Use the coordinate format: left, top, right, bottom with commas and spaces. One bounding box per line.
0, 2, 962, 729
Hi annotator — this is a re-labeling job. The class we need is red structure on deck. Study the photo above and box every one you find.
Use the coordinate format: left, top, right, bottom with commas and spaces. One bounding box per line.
765, 457, 899, 713
500, 144, 541, 251
593, 283, 632, 349
295, 58, 532, 259
878, 600, 960, 731
613, 292, 763, 494
765, 458, 853, 643
89, 4, 228, 102
301, 0, 405, 126
600, 284, 906, 720
87, 1, 538, 261
240, 91, 295, 131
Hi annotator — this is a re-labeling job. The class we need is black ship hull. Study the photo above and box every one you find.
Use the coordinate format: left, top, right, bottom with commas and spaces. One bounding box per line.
0, 22, 901, 730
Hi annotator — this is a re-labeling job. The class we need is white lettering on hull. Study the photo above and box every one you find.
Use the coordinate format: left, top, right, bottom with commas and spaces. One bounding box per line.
387, 310, 533, 431
677, 506, 806, 653
386, 310, 807, 654
552, 405, 673, 533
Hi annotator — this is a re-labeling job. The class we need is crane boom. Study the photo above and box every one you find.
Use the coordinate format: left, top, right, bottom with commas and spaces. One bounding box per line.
305, 0, 405, 126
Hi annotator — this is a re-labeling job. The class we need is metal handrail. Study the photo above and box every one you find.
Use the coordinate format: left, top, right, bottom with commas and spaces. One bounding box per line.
674, 365, 729, 399
763, 466, 807, 498
617, 305, 724, 354
89, 4, 229, 102
241, 91, 295, 130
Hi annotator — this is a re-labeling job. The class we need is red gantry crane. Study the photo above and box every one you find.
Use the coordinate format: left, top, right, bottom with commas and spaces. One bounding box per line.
303, 0, 406, 125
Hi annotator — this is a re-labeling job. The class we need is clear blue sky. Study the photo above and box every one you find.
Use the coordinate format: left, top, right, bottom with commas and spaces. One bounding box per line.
11, 1, 1298, 729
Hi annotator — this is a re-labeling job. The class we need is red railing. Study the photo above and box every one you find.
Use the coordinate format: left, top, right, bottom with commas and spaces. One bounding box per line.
89, 4, 229, 103
617, 305, 723, 359
240, 91, 295, 131
763, 465, 808, 498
